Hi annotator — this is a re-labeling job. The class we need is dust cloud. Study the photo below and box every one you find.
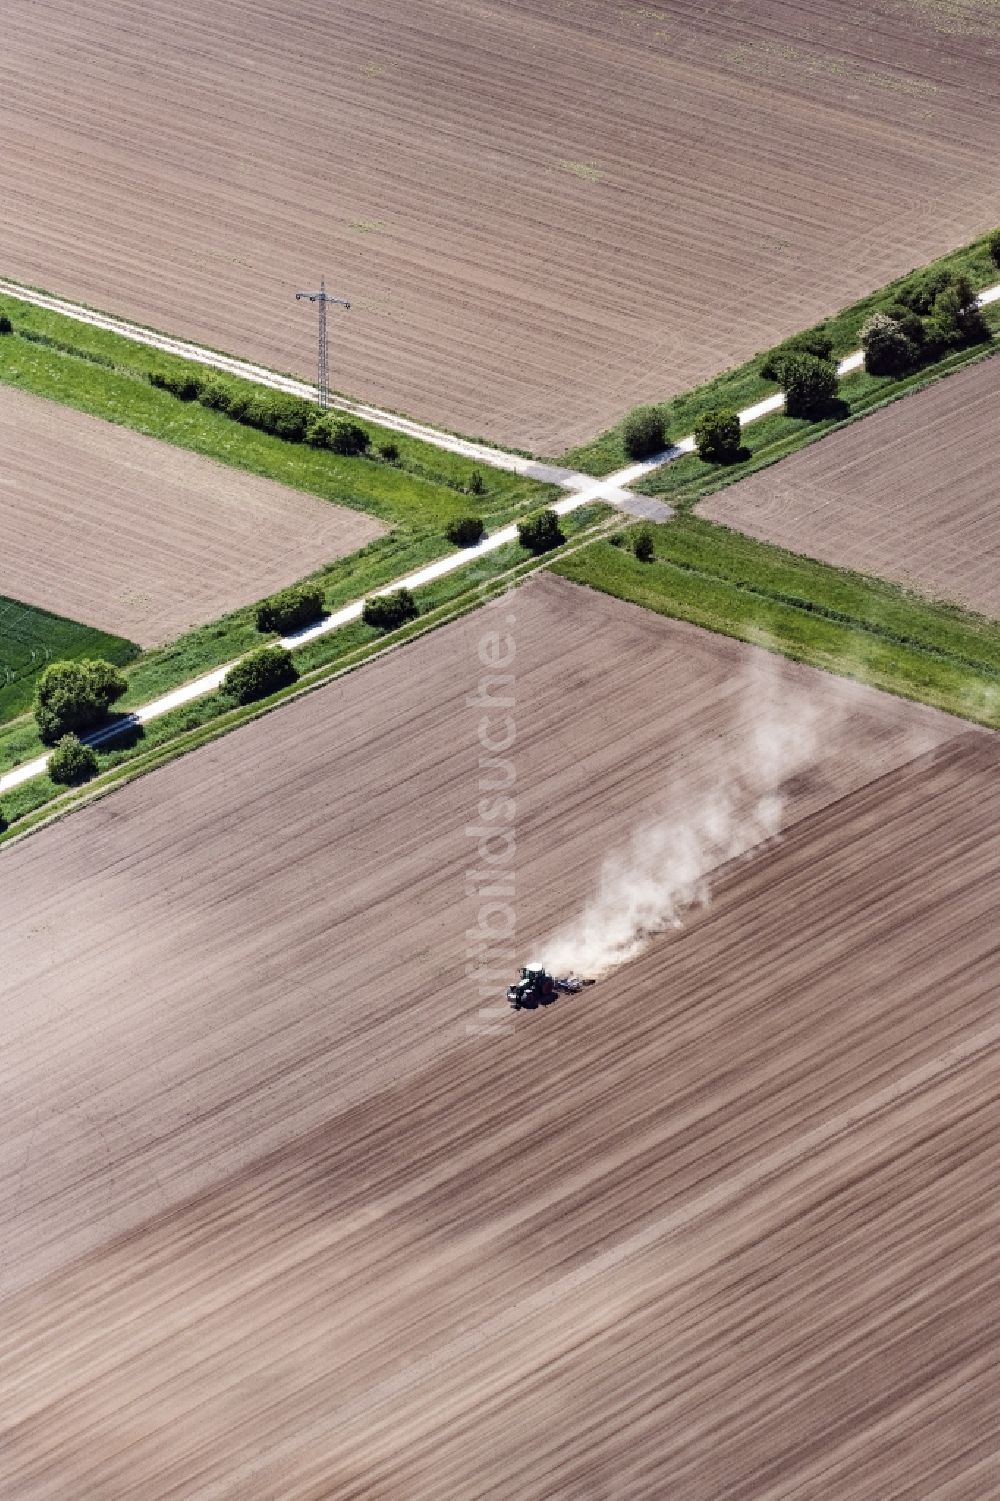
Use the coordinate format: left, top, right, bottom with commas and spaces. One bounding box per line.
542, 654, 864, 980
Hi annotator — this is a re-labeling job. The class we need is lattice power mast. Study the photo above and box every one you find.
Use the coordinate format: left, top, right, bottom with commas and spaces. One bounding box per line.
295, 278, 350, 408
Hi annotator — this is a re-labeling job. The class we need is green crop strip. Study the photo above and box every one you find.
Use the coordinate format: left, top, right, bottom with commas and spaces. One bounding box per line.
0, 596, 138, 722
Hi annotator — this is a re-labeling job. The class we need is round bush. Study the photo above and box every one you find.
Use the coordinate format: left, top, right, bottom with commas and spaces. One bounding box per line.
222, 646, 298, 705
760, 328, 833, 381
517, 508, 565, 555
48, 734, 99, 787
860, 313, 919, 378
694, 407, 742, 463
255, 583, 325, 635
621, 405, 667, 460
329, 419, 371, 457
378, 441, 400, 463
632, 526, 655, 563
989, 230, 1000, 269
780, 352, 839, 419
362, 588, 419, 631
445, 515, 486, 547
0, 312, 12, 335
34, 658, 128, 745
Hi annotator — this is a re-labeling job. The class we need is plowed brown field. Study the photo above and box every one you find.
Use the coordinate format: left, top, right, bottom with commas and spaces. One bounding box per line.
3, 576, 997, 1497
2, 1, 998, 453
0, 385, 382, 644
703, 355, 1000, 617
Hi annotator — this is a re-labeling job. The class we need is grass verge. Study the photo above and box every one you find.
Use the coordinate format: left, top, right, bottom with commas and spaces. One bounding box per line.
552, 517, 1000, 727
0, 315, 549, 530
560, 231, 1000, 476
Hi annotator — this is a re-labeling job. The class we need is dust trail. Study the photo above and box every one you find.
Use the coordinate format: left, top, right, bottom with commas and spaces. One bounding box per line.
541, 654, 857, 981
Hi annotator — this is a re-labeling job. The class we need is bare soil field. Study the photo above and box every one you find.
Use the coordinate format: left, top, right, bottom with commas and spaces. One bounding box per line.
3, 576, 998, 1497
2, 1, 998, 453
0, 385, 382, 645
703, 356, 1000, 617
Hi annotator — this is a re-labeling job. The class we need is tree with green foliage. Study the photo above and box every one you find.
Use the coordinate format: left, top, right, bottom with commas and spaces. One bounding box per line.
48, 733, 99, 786
378, 441, 400, 463
0, 312, 12, 335
860, 312, 919, 378
34, 658, 128, 744
694, 407, 742, 463
517, 508, 565, 554
760, 327, 833, 380
445, 515, 486, 547
467, 469, 486, 496
255, 583, 325, 635
222, 645, 298, 704
989, 230, 1000, 268
362, 588, 419, 631
622, 405, 667, 460
632, 526, 655, 562
779, 352, 838, 419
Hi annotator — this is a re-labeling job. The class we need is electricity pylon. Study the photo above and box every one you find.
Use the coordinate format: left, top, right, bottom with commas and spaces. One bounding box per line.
295, 278, 350, 408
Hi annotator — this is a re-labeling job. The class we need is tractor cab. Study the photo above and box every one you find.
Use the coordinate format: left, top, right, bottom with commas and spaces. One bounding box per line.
507, 962, 556, 1009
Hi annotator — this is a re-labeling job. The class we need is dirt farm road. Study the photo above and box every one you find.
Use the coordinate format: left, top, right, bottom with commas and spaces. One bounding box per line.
3, 279, 998, 799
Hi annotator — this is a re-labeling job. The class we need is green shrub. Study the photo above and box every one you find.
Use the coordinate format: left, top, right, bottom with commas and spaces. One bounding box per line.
308, 414, 371, 456
252, 393, 313, 443
989, 230, 1000, 268
894, 266, 957, 317
621, 405, 667, 460
222, 645, 298, 704
467, 469, 485, 495
884, 304, 926, 347
362, 588, 419, 631
378, 441, 400, 463
517, 508, 565, 554
34, 658, 128, 744
632, 526, 655, 562
860, 313, 919, 377
255, 583, 325, 635
779, 352, 839, 419
236, 391, 312, 443
199, 378, 233, 411
149, 369, 204, 401
48, 733, 99, 786
694, 407, 742, 463
760, 327, 833, 380
445, 515, 486, 547
329, 419, 371, 456
0, 312, 12, 335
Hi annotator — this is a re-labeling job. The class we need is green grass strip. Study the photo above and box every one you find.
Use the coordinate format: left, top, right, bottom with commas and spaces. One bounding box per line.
553, 517, 1000, 727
